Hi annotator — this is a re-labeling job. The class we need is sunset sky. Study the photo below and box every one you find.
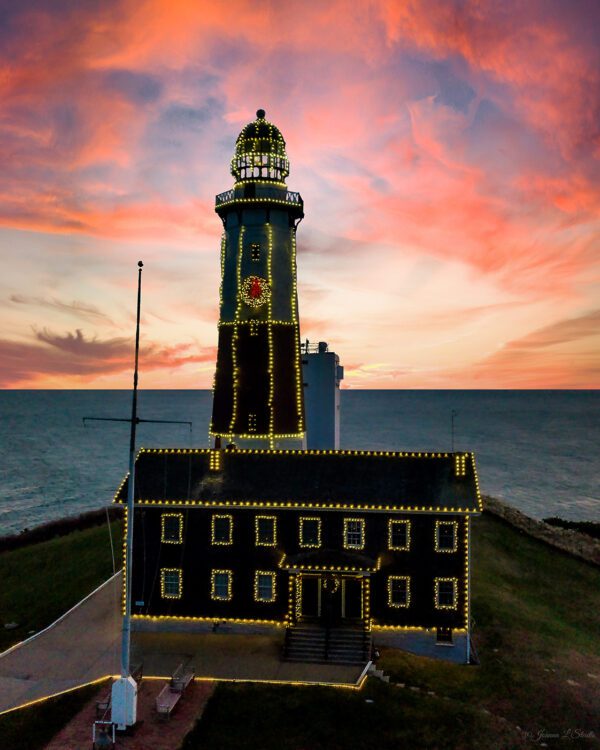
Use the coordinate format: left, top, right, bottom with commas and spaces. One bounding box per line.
1, 0, 598, 389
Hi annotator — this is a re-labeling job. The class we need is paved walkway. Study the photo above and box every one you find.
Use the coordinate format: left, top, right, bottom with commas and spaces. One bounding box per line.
0, 573, 122, 715
44, 678, 215, 749
133, 631, 365, 686
1, 572, 365, 717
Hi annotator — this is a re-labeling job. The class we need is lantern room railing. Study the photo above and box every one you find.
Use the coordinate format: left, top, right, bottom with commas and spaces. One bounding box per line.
215, 189, 303, 207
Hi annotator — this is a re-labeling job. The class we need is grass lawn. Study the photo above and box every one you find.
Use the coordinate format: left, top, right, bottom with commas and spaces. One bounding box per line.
0, 682, 105, 750
182, 513, 600, 749
181, 680, 525, 750
0, 519, 122, 652
377, 513, 600, 746
1, 511, 599, 749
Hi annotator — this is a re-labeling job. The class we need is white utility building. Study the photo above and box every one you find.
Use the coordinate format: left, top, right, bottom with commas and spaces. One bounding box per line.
301, 341, 344, 449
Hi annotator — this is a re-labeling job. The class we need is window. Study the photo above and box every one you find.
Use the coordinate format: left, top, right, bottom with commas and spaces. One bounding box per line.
434, 577, 458, 609
248, 413, 257, 432
387, 576, 410, 608
435, 520, 458, 553
161, 513, 183, 544
160, 568, 182, 599
343, 518, 365, 550
211, 514, 233, 545
299, 517, 321, 548
255, 515, 277, 546
254, 571, 276, 602
251, 243, 261, 261
211, 570, 232, 601
388, 519, 410, 551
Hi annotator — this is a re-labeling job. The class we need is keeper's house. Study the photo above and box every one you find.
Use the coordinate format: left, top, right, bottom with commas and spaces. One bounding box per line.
114, 446, 481, 664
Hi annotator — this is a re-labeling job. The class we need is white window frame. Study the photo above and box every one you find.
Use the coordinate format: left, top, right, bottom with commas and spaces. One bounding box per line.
343, 518, 365, 550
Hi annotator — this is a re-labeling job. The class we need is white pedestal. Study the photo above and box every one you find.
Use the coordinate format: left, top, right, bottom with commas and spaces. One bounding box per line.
111, 676, 137, 730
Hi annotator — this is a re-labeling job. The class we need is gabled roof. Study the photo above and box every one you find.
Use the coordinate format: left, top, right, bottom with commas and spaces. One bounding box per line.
114, 448, 482, 513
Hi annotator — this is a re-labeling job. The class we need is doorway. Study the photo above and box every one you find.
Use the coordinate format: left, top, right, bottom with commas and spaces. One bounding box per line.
298, 574, 364, 623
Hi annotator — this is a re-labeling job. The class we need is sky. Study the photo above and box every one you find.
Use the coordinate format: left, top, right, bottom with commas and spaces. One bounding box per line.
0, 0, 598, 389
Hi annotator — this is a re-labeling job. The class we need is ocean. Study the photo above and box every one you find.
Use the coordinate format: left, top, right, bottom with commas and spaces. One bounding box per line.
0, 390, 598, 536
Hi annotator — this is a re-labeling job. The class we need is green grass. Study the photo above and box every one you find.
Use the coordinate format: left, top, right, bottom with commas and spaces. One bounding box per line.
0, 520, 122, 652
0, 681, 105, 750
181, 681, 524, 750
377, 513, 600, 745
2, 511, 599, 749
183, 513, 600, 749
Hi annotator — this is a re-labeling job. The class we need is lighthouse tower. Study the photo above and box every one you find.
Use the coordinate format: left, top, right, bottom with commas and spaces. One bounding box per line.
210, 110, 305, 448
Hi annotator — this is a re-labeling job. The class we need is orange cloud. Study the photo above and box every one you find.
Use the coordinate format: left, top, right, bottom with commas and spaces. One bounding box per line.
1, 0, 598, 388
0, 328, 216, 387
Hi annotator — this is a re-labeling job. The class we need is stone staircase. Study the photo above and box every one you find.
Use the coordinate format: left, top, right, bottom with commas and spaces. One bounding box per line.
283, 623, 371, 665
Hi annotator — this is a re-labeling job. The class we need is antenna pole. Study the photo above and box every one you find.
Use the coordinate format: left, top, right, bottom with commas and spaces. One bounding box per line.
121, 261, 143, 679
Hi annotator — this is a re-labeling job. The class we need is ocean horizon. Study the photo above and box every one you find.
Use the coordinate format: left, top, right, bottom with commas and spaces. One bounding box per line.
0, 389, 598, 536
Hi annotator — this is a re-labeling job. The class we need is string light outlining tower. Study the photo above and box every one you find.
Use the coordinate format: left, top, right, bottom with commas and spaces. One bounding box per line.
210, 109, 305, 448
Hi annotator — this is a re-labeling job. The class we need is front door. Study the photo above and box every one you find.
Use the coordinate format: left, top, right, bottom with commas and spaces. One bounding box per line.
297, 574, 364, 623
300, 575, 320, 618
343, 578, 362, 619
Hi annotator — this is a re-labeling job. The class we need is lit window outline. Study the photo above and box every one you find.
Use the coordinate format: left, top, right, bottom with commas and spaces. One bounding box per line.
211, 514, 233, 545
250, 243, 261, 261
254, 570, 277, 603
160, 568, 182, 599
435, 520, 459, 553
161, 513, 183, 544
211, 569, 233, 601
387, 575, 410, 608
255, 515, 277, 547
299, 517, 321, 549
434, 577, 459, 610
388, 519, 410, 551
343, 518, 365, 550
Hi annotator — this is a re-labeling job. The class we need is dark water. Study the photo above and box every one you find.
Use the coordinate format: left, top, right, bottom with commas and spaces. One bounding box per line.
0, 390, 598, 535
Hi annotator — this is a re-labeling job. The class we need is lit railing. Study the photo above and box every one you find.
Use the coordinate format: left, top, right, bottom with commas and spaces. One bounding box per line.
215, 189, 303, 207
216, 189, 235, 205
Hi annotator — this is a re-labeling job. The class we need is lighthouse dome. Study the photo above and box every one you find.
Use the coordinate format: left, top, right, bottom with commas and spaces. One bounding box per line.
230, 109, 290, 183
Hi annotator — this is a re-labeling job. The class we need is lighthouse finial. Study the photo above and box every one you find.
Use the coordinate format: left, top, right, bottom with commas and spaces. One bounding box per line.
256, 109, 266, 119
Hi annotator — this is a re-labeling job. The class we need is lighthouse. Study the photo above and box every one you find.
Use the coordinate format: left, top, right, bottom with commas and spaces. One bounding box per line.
115, 108, 481, 670
210, 109, 305, 448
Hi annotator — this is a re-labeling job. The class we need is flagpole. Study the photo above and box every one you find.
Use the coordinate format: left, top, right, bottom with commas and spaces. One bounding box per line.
121, 260, 143, 678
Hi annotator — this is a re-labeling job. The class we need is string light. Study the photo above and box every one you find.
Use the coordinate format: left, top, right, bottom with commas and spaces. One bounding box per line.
364, 577, 371, 629
160, 513, 183, 544
388, 519, 410, 551
240, 275, 271, 307
299, 517, 321, 548
209, 450, 221, 471
160, 568, 183, 599
434, 577, 459, 610
211, 514, 233, 545
463, 517, 470, 629
211, 569, 233, 601
254, 571, 277, 602
255, 515, 277, 546
387, 576, 410, 609
434, 520, 459, 553
343, 518, 365, 550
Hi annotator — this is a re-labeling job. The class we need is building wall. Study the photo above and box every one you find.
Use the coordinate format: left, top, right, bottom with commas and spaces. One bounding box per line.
373, 629, 469, 664
211, 204, 304, 439
302, 348, 343, 450
129, 506, 470, 630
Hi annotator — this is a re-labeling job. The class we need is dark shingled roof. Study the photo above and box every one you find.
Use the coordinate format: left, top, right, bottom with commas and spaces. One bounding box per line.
114, 448, 481, 513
